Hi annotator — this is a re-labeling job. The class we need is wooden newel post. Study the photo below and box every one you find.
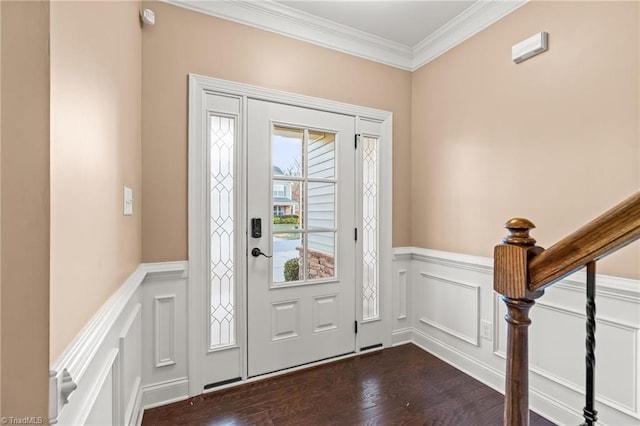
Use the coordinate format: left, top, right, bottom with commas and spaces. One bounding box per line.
494, 218, 544, 426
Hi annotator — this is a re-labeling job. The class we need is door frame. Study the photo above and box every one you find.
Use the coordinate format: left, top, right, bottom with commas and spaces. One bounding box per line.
187, 74, 393, 396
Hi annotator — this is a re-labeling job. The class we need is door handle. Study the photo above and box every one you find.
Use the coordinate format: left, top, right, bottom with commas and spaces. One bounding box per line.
251, 248, 272, 258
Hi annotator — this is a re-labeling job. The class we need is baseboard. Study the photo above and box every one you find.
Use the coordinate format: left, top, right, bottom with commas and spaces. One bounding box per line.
397, 246, 640, 426
141, 378, 190, 410
411, 327, 505, 393
410, 327, 581, 425
391, 327, 412, 346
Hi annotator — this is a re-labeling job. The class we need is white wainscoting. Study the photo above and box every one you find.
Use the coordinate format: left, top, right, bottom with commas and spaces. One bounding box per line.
391, 251, 412, 346
391, 247, 640, 426
140, 267, 189, 409
51, 250, 639, 425
50, 262, 188, 426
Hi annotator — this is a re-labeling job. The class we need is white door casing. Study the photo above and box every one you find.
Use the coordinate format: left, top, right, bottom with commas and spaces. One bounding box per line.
188, 74, 393, 395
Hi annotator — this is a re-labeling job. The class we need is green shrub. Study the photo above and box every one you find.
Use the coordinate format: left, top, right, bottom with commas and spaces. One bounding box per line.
284, 258, 300, 281
273, 215, 300, 225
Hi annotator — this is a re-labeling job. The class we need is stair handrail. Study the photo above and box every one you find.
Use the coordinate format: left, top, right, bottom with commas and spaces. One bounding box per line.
493, 191, 640, 426
528, 191, 640, 292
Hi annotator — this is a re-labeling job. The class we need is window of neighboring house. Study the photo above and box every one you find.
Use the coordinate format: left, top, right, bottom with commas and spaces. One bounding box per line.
273, 205, 286, 216
274, 184, 286, 198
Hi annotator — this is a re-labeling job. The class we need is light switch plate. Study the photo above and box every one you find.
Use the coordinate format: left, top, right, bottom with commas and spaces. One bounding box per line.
123, 186, 133, 216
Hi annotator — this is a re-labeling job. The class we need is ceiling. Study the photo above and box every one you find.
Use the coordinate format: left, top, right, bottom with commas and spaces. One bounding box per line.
276, 1, 475, 47
166, 0, 528, 70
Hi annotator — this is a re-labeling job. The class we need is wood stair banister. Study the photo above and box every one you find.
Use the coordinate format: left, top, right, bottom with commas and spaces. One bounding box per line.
529, 191, 640, 292
494, 191, 640, 426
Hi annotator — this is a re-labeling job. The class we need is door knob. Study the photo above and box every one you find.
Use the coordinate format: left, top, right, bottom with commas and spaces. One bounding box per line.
251, 248, 272, 258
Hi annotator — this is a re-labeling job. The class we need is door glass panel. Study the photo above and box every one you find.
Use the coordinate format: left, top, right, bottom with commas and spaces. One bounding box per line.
306, 232, 335, 280
307, 130, 335, 179
209, 115, 236, 348
272, 126, 338, 285
273, 126, 303, 177
362, 136, 379, 320
307, 182, 335, 230
273, 232, 303, 284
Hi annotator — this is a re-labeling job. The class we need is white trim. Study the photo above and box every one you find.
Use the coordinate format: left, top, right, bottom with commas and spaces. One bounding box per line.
160, 0, 528, 71
411, 328, 575, 426
187, 74, 208, 396
50, 268, 145, 387
412, 327, 505, 391
379, 115, 394, 347
493, 292, 640, 416
119, 303, 142, 426
190, 74, 393, 122
154, 295, 177, 367
393, 246, 640, 425
397, 269, 407, 319
408, 246, 494, 271
163, 0, 413, 70
391, 328, 413, 346
51, 262, 187, 373
74, 349, 119, 426
188, 74, 393, 393
141, 378, 190, 410
49, 262, 188, 425
412, 0, 528, 70
418, 272, 480, 346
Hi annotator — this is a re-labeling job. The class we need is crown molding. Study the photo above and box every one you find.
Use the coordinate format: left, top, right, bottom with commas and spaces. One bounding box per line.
163, 0, 413, 70
161, 0, 528, 72
412, 0, 528, 70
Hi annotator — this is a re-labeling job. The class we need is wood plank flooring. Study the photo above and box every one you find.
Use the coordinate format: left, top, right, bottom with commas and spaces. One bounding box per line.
142, 344, 554, 425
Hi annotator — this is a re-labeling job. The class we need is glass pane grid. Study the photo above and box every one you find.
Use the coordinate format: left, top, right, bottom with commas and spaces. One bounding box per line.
209, 115, 236, 349
362, 136, 379, 320
273, 126, 337, 285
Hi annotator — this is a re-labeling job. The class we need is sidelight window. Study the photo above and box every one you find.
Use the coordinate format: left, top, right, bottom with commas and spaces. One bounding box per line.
209, 115, 236, 349
362, 136, 379, 321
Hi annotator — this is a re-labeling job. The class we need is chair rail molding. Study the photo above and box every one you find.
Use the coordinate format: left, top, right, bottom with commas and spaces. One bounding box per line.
49, 261, 188, 425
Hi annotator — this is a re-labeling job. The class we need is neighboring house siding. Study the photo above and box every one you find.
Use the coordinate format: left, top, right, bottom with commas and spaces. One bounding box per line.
307, 136, 335, 255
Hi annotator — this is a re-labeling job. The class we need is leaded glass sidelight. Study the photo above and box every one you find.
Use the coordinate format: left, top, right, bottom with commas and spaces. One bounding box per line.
362, 136, 379, 320
209, 115, 236, 349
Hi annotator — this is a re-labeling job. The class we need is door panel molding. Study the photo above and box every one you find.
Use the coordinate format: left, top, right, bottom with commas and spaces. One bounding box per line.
188, 74, 393, 396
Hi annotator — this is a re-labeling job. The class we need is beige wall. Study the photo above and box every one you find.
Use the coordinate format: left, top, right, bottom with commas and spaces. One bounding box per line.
412, 0, 639, 279
141, 1, 413, 262
0, 0, 50, 418
50, 1, 142, 362
1, 0, 3, 411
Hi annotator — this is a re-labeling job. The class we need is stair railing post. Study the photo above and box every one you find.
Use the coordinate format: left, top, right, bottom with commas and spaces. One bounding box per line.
494, 218, 544, 426
581, 261, 598, 426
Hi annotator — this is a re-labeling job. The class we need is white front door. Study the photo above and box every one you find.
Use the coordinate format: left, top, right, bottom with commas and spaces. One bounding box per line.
247, 99, 357, 377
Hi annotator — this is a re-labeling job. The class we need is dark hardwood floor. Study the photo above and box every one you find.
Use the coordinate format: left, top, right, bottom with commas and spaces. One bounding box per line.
142, 344, 554, 425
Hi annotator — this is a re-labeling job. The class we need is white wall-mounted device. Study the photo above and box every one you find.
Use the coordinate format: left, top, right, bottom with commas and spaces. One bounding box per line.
140, 9, 155, 26
512, 32, 548, 64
